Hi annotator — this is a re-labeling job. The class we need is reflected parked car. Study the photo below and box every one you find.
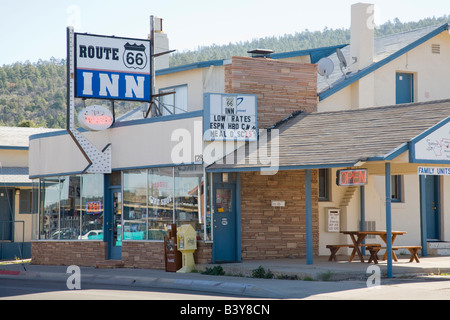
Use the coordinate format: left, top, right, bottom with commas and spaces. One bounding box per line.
78, 230, 103, 240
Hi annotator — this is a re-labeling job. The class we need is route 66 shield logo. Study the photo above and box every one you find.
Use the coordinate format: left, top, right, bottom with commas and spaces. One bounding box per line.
123, 42, 148, 70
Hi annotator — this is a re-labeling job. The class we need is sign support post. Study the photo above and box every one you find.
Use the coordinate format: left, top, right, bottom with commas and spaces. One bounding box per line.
66, 26, 112, 174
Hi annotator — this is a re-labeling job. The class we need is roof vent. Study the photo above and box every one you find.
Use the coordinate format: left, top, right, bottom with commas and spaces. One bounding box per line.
247, 49, 274, 58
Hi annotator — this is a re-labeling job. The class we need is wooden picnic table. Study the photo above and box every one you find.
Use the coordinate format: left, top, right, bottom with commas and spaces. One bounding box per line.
341, 230, 406, 263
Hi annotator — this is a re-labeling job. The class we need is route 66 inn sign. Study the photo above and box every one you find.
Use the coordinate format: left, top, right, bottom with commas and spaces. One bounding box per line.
75, 33, 151, 102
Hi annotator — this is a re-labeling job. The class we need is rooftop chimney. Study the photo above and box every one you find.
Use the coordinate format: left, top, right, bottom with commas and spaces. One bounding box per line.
247, 49, 274, 58
153, 17, 170, 70
350, 3, 374, 72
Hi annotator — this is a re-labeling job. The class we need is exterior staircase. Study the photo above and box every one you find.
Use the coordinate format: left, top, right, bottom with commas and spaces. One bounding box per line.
339, 186, 358, 208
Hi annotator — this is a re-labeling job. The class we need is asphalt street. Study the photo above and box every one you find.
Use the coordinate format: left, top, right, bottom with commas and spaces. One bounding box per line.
1, 271, 450, 300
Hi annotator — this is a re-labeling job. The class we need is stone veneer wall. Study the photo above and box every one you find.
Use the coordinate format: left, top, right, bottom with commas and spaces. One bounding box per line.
31, 241, 212, 268
225, 56, 317, 129
240, 170, 319, 260
31, 241, 107, 266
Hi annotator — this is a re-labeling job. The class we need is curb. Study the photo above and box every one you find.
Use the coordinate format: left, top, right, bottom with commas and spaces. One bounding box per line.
0, 269, 284, 298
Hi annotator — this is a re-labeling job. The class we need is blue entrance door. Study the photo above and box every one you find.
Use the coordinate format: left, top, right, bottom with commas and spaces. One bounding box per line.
396, 73, 414, 104
106, 187, 122, 260
425, 175, 440, 240
0, 189, 13, 241
213, 184, 237, 262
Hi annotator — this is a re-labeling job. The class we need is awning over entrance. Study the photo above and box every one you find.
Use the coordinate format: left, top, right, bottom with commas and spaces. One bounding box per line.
206, 99, 450, 278
207, 99, 450, 172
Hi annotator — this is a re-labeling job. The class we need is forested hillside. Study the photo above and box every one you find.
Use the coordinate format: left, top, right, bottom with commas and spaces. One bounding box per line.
0, 15, 448, 128
169, 16, 450, 66
0, 58, 67, 128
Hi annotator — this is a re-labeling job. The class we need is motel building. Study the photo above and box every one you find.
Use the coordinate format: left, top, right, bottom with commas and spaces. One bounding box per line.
29, 5, 450, 272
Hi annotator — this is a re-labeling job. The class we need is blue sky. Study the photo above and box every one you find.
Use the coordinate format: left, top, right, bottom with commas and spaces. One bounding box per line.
0, 0, 449, 65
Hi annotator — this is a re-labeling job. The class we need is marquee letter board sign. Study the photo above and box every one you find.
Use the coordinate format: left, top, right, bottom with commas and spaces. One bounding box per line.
410, 117, 450, 164
203, 93, 257, 141
75, 33, 152, 102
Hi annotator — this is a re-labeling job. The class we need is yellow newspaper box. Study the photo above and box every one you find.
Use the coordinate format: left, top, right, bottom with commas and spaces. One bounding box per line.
177, 224, 197, 273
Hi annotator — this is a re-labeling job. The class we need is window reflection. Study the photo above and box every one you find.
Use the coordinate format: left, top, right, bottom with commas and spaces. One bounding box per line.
81, 174, 104, 240
60, 176, 81, 240
123, 170, 147, 240
175, 166, 204, 240
40, 178, 60, 240
148, 168, 173, 240
38, 175, 104, 241
35, 167, 210, 242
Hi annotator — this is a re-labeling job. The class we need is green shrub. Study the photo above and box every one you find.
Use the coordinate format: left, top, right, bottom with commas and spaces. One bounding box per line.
201, 265, 225, 276
251, 265, 274, 279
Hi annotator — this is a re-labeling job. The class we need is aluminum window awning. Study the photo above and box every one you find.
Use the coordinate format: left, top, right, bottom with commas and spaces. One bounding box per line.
0, 167, 32, 186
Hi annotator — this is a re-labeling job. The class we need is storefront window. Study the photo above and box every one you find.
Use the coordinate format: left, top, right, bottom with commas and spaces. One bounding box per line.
60, 176, 81, 240
175, 166, 204, 240
36, 174, 104, 241
123, 170, 148, 240
148, 168, 173, 240
34, 166, 209, 242
81, 174, 104, 240
40, 178, 60, 240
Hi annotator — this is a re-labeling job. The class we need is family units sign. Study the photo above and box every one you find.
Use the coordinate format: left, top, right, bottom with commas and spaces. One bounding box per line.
410, 117, 450, 164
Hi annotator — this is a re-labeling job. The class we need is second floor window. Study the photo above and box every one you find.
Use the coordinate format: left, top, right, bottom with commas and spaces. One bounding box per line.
160, 85, 188, 115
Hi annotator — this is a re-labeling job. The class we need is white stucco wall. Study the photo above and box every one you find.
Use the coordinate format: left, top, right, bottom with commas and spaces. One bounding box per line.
29, 115, 204, 178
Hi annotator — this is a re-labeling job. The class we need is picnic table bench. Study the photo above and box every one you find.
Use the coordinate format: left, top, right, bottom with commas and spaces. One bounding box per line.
326, 243, 380, 262
367, 245, 421, 264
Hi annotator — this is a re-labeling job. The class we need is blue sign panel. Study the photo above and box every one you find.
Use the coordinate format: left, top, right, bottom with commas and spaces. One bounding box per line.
75, 33, 151, 102
76, 70, 151, 101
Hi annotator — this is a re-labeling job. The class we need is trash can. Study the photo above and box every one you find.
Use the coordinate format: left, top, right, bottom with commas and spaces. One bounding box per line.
176, 224, 197, 273
164, 224, 181, 272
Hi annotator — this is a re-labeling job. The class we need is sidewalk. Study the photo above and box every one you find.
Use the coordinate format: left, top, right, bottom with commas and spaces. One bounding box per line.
1, 256, 450, 299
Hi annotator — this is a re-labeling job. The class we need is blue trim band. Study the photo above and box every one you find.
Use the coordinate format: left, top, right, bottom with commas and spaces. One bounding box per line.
271, 44, 348, 64
0, 145, 28, 151
156, 59, 226, 76
305, 169, 314, 265
29, 162, 201, 179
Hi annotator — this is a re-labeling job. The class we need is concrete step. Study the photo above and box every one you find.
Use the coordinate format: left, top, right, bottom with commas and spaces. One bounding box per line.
428, 242, 450, 256
95, 260, 124, 269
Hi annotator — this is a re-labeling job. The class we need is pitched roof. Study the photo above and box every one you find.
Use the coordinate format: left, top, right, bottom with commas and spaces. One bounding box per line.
207, 99, 450, 171
156, 44, 348, 76
0, 126, 59, 149
318, 24, 449, 100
